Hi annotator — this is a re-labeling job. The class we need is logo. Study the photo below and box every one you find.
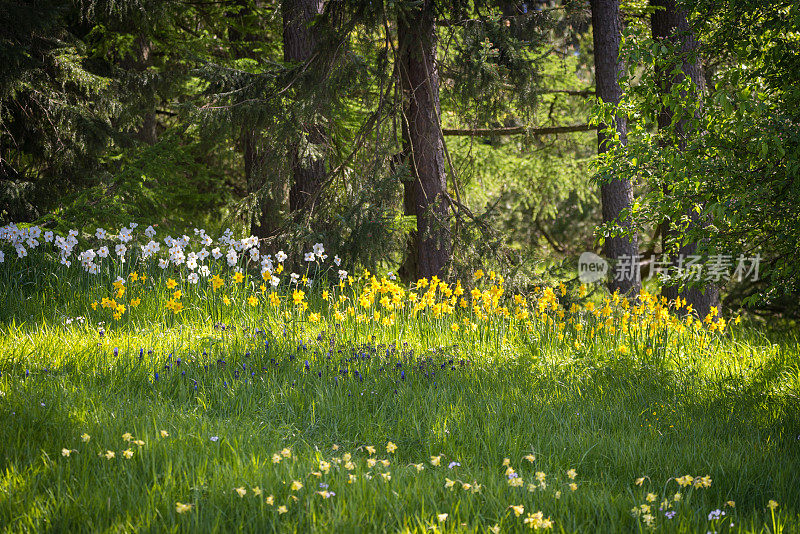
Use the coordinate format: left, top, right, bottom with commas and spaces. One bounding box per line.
578, 252, 608, 283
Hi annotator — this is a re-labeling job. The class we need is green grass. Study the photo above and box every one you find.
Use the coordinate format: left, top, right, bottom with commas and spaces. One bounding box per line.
0, 259, 799, 532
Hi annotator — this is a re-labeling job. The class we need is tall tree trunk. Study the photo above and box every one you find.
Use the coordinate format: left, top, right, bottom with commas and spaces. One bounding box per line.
133, 35, 157, 145
590, 0, 640, 298
283, 0, 326, 214
230, 1, 287, 244
651, 0, 719, 318
397, 0, 451, 280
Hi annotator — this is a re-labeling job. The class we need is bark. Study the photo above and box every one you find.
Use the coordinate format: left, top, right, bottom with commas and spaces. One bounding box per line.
230, 1, 287, 244
283, 0, 326, 213
590, 0, 640, 298
397, 0, 451, 280
651, 0, 719, 318
133, 36, 157, 145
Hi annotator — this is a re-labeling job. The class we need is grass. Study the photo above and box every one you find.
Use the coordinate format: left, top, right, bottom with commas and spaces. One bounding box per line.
0, 250, 799, 532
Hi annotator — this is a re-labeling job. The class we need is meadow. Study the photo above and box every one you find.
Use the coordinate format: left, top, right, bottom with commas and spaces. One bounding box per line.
0, 223, 798, 533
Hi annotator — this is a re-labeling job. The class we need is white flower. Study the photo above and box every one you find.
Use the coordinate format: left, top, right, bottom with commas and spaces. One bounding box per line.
199, 265, 211, 277
118, 228, 133, 243
159, 258, 169, 269
304, 252, 315, 262
249, 248, 260, 262
186, 258, 198, 270
97, 246, 109, 258
128, 222, 138, 229
270, 276, 280, 287
188, 272, 199, 284
0, 250, 4, 263
15, 245, 27, 258
312, 243, 326, 260
334, 255, 341, 266
226, 248, 238, 267
338, 269, 348, 281
44, 231, 53, 242
201, 235, 213, 246
276, 250, 287, 262
388, 271, 396, 280
212, 247, 222, 260
145, 225, 156, 238
115, 244, 127, 257
95, 228, 107, 240
197, 248, 209, 261
290, 273, 300, 283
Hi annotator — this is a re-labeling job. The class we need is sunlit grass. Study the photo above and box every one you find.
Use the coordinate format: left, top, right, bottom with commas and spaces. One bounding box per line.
0, 240, 799, 532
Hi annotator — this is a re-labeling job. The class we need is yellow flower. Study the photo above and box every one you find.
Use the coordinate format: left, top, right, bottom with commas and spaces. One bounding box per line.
272, 453, 282, 464
292, 289, 305, 305
247, 295, 258, 307
567, 468, 577, 479
123, 449, 134, 459
386, 441, 397, 453
130, 298, 141, 308
675, 475, 693, 487
726, 500, 735, 508
210, 274, 224, 291
490, 525, 500, 534
768, 500, 779, 511
523, 454, 536, 463
322, 290, 329, 300
430, 455, 441, 466
233, 272, 245, 284
277, 505, 288, 514
133, 439, 145, 447
269, 292, 280, 306
569, 483, 578, 491
309, 312, 321, 323
444, 478, 455, 489
175, 502, 193, 514
265, 495, 274, 505
281, 448, 292, 458
635, 477, 646, 486
381, 472, 391, 481
646, 493, 657, 502
365, 445, 376, 455
509, 504, 524, 517
437, 513, 448, 522
81, 433, 90, 443
235, 487, 246, 497
253, 486, 262, 496
105, 450, 115, 459
122, 432, 133, 442
160, 430, 169, 438
290, 480, 303, 491
367, 458, 377, 468
166, 278, 177, 289
223, 296, 231, 306
61, 448, 71, 457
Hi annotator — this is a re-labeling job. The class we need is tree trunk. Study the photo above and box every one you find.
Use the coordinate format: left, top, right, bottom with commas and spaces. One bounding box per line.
590, 0, 640, 298
230, 1, 287, 244
283, 0, 326, 214
133, 35, 157, 145
651, 0, 719, 318
397, 0, 451, 280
